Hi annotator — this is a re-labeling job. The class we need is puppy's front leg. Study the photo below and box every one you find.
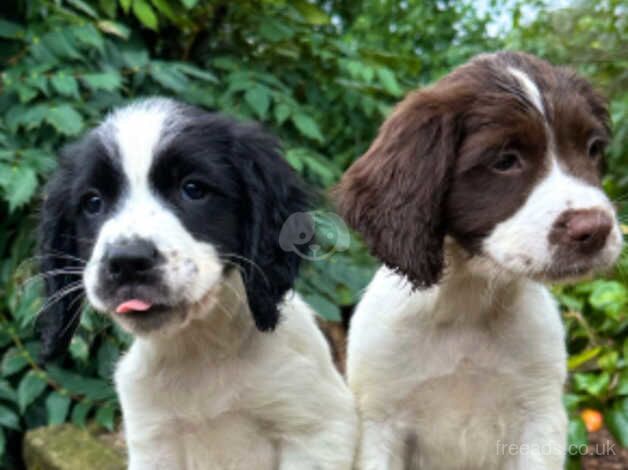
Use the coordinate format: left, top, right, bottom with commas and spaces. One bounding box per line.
509, 407, 567, 470
356, 420, 406, 470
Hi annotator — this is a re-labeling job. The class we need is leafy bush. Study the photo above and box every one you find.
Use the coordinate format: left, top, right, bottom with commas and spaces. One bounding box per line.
0, 0, 624, 468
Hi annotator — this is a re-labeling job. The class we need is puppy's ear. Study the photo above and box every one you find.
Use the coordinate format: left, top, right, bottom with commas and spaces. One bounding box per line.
336, 87, 462, 288
232, 124, 310, 331
36, 154, 83, 360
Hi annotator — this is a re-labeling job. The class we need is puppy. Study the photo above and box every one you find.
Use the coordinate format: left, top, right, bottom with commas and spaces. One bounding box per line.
37, 98, 357, 470
336, 52, 623, 470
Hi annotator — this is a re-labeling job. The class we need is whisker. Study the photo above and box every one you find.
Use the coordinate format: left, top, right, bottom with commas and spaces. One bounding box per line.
55, 294, 87, 339
219, 253, 269, 286
17, 269, 84, 291
37, 281, 84, 317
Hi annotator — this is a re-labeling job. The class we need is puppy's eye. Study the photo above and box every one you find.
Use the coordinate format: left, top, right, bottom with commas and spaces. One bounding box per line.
587, 137, 605, 160
81, 192, 103, 215
491, 151, 523, 173
181, 180, 209, 201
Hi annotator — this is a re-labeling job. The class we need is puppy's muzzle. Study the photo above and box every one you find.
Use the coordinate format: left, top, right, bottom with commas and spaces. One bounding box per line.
549, 209, 613, 256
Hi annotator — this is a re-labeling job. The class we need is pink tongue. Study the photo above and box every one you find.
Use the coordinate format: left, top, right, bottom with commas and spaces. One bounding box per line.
116, 299, 153, 314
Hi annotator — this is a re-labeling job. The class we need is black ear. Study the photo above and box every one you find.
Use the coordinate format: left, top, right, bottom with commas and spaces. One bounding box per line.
36, 154, 83, 360
336, 87, 461, 288
231, 124, 310, 331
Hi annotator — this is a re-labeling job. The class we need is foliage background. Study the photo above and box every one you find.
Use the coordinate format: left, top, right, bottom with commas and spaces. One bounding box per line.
0, 0, 625, 468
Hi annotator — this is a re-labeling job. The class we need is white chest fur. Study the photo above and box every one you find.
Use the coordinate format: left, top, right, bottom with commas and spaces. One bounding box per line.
115, 271, 357, 470
348, 265, 568, 470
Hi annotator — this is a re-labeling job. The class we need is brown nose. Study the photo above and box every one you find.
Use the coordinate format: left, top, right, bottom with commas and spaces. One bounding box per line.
549, 209, 613, 255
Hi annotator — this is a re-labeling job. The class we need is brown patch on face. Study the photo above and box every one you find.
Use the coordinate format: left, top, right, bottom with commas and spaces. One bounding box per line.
335, 51, 610, 287
547, 71, 609, 186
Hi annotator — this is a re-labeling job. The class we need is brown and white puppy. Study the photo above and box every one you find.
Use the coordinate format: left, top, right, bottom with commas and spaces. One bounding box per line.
336, 52, 623, 470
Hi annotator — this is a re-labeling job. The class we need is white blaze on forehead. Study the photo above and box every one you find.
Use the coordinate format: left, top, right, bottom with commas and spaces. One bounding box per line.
483, 159, 622, 275
507, 67, 545, 116
103, 98, 179, 187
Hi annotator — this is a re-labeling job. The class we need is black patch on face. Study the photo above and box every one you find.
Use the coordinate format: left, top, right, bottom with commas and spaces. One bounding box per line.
149, 115, 242, 257
37, 132, 125, 359
37, 100, 310, 359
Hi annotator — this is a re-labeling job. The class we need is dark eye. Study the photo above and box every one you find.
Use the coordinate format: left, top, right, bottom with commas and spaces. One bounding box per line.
587, 137, 605, 160
81, 192, 103, 215
181, 180, 209, 201
491, 151, 523, 173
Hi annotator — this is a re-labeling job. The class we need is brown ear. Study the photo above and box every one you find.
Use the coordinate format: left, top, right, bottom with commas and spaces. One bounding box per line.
335, 87, 461, 288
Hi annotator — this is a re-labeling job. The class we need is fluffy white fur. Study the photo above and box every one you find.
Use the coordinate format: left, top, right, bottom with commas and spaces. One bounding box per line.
118, 270, 357, 469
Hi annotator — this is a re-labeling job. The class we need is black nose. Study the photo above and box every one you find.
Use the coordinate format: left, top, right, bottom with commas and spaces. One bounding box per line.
549, 209, 613, 255
104, 239, 161, 280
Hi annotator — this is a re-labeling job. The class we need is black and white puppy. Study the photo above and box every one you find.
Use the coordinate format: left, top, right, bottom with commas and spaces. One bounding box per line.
38, 98, 357, 469
336, 52, 623, 469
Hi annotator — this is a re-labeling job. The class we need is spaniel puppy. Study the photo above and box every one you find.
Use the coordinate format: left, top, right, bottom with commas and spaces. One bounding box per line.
336, 52, 623, 470
38, 98, 357, 469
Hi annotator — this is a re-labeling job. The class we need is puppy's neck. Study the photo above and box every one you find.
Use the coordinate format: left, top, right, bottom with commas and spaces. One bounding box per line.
136, 269, 255, 363
428, 240, 527, 325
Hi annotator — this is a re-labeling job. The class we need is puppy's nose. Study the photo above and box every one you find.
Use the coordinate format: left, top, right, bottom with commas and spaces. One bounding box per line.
550, 209, 613, 255
105, 239, 161, 280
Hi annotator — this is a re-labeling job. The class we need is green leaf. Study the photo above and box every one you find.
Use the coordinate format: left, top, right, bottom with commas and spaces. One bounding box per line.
133, 0, 159, 30
51, 73, 79, 98
46, 392, 71, 425
376, 67, 403, 96
606, 397, 628, 447
66, 0, 99, 18
82, 71, 122, 92
97, 20, 131, 39
47, 366, 116, 401
45, 105, 84, 136
95, 402, 116, 431
174, 63, 218, 83
71, 24, 105, 52
293, 1, 330, 25
573, 371, 611, 398
99, 0, 118, 17
150, 61, 188, 92
0, 19, 24, 39
274, 103, 292, 125
618, 369, 628, 396
1, 347, 28, 377
17, 371, 47, 413
291, 113, 324, 142
0, 405, 20, 430
245, 86, 271, 119
181, 0, 198, 8
567, 416, 588, 448
589, 281, 626, 317
69, 337, 89, 363
567, 346, 601, 370
120, 0, 132, 13
0, 428, 5, 457
0, 380, 17, 403
1, 166, 38, 212
97, 340, 119, 379
71, 401, 92, 427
